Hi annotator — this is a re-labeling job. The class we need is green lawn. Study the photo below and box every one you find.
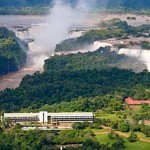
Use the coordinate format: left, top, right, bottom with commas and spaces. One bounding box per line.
124, 139, 150, 150
96, 113, 122, 121
96, 134, 150, 150
135, 132, 150, 140
96, 134, 116, 145
91, 128, 109, 133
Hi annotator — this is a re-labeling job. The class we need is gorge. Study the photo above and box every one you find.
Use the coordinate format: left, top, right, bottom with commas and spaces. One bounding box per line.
0, 1, 150, 91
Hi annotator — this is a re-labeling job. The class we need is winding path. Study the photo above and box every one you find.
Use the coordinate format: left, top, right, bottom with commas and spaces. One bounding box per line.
94, 126, 150, 143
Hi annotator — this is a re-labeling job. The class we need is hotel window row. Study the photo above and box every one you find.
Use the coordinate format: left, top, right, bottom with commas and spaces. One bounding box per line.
2, 112, 94, 124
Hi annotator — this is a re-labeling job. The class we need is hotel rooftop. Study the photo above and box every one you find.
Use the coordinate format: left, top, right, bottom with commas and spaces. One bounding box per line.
125, 97, 150, 105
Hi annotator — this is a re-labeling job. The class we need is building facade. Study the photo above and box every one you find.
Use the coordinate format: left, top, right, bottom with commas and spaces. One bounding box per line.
2, 112, 94, 124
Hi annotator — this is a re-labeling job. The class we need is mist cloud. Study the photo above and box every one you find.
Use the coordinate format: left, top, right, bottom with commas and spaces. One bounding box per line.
35, 0, 90, 51
27, 0, 93, 68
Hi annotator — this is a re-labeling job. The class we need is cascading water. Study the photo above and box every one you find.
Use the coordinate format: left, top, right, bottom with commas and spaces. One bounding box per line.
90, 41, 112, 51
117, 48, 150, 71
13, 0, 90, 69
14, 23, 51, 69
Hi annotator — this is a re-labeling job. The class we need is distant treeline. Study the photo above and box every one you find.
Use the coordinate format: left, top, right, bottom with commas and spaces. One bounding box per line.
0, 0, 149, 15
0, 0, 52, 8
101, 0, 150, 9
0, 0, 149, 9
0, 27, 26, 75
0, 7, 49, 15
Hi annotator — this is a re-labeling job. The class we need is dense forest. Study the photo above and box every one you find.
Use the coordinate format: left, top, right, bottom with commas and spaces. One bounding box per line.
46, 48, 146, 72
22, 94, 123, 113
0, 53, 150, 112
0, 0, 149, 9
0, 20, 149, 113
55, 19, 150, 52
105, 0, 150, 9
0, 0, 52, 7
0, 0, 51, 15
0, 27, 26, 75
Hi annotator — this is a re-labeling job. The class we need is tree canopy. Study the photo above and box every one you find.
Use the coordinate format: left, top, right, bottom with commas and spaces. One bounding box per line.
0, 0, 149, 9
0, 27, 26, 75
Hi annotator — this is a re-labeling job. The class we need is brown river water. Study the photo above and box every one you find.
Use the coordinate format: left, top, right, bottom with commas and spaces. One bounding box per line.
0, 67, 39, 91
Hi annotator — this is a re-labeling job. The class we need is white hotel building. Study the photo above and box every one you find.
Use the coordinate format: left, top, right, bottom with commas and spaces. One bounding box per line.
2, 111, 94, 124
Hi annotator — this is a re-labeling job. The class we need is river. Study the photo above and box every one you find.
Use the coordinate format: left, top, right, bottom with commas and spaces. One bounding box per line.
0, 67, 41, 91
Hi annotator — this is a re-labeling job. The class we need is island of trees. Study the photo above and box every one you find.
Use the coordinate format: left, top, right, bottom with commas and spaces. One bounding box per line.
0, 27, 26, 75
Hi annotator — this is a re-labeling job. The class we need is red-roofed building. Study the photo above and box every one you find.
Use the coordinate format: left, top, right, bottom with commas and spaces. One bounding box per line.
125, 97, 150, 105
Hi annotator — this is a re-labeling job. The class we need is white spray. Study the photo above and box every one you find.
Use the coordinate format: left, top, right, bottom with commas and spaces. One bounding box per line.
27, 0, 91, 68
118, 48, 150, 71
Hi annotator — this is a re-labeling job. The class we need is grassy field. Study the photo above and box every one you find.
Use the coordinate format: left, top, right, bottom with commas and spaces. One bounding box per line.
96, 134, 150, 150
135, 132, 150, 140
96, 113, 122, 121
96, 134, 115, 145
91, 128, 109, 133
94, 111, 150, 149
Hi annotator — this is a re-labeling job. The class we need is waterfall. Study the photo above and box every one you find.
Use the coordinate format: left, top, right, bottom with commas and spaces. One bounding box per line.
27, 42, 49, 69
90, 41, 112, 51
117, 48, 150, 71
14, 23, 51, 69
68, 30, 83, 38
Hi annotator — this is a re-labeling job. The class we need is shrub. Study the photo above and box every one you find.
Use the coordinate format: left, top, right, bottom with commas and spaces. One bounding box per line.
108, 130, 115, 139
141, 126, 150, 137
119, 122, 130, 132
128, 133, 138, 142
